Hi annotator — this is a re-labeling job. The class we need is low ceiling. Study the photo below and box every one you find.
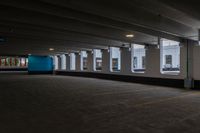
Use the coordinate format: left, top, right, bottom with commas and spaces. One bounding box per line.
0, 0, 199, 55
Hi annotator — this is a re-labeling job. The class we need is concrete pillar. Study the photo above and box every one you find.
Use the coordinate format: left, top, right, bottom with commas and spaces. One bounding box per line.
65, 54, 71, 71
75, 53, 81, 71
57, 55, 61, 70
183, 40, 194, 88
53, 56, 58, 70
102, 49, 110, 73
60, 54, 66, 70
121, 47, 132, 74
146, 45, 160, 77
87, 51, 94, 72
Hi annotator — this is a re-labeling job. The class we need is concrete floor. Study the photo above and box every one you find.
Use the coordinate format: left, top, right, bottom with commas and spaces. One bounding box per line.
1, 73, 200, 133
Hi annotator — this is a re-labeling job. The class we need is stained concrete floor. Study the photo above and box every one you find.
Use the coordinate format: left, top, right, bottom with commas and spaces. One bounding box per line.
1, 73, 200, 133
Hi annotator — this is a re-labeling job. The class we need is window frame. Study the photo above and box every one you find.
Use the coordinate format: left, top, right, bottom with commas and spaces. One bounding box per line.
160, 38, 181, 75
131, 44, 146, 73
110, 47, 121, 72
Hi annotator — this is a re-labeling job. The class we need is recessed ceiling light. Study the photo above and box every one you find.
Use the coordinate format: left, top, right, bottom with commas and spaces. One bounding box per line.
126, 34, 134, 38
49, 48, 54, 51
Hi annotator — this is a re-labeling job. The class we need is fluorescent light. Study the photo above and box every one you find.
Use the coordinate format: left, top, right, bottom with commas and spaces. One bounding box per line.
49, 48, 54, 51
126, 34, 134, 38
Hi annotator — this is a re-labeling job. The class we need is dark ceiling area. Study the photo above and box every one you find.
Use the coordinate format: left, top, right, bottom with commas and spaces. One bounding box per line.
0, 0, 199, 55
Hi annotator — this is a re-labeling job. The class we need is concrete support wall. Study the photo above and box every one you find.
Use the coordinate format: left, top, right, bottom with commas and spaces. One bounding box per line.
87, 51, 94, 72
55, 39, 200, 88
121, 47, 132, 74
145, 45, 160, 77
58, 43, 188, 79
102, 49, 110, 73
75, 53, 81, 71
65, 54, 70, 71
192, 41, 200, 80
57, 55, 61, 70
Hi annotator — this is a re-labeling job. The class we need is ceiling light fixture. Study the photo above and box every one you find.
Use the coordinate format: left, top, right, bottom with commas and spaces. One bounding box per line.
126, 34, 134, 38
49, 48, 54, 51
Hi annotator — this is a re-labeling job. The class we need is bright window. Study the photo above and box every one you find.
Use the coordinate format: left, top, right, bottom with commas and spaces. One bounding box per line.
93, 49, 102, 71
132, 44, 146, 73
0, 57, 28, 68
110, 47, 121, 72
70, 53, 76, 70
81, 51, 88, 71
160, 38, 180, 74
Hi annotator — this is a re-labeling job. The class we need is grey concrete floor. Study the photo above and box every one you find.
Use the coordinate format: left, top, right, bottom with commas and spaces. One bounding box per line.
0, 72, 200, 133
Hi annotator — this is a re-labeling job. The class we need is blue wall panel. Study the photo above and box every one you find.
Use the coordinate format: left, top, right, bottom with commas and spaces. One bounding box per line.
28, 55, 53, 74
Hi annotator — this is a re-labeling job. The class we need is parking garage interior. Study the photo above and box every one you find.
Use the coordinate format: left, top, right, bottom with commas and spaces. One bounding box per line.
1, 0, 200, 132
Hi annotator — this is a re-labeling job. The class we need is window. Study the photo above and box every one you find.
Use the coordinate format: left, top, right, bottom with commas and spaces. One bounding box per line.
132, 44, 146, 73
110, 47, 121, 72
70, 53, 76, 70
165, 55, 172, 67
0, 57, 28, 68
93, 49, 102, 71
160, 38, 180, 74
81, 51, 88, 71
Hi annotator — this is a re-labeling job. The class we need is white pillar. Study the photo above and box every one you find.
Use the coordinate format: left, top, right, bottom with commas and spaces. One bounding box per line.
121, 47, 132, 74
102, 49, 110, 73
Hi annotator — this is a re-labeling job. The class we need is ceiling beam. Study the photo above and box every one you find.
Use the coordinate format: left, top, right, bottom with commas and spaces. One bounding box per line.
0, 0, 185, 41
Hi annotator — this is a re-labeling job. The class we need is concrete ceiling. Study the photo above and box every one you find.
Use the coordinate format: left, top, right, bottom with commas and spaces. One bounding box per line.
0, 0, 199, 55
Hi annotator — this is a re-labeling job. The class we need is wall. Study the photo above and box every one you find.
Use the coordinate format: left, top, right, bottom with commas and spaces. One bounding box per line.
55, 40, 200, 88
28, 55, 53, 74
193, 43, 200, 80
54, 43, 187, 79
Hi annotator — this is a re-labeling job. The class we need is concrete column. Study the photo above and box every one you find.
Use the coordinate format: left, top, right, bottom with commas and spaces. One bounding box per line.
65, 54, 70, 71
60, 54, 66, 70
183, 40, 194, 88
102, 49, 110, 73
57, 55, 61, 70
75, 53, 81, 71
87, 51, 94, 72
121, 47, 132, 74
53, 56, 58, 70
146, 45, 160, 77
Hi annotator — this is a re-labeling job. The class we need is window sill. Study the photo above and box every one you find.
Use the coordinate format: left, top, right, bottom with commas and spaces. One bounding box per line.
132, 72, 145, 74
161, 71, 180, 76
